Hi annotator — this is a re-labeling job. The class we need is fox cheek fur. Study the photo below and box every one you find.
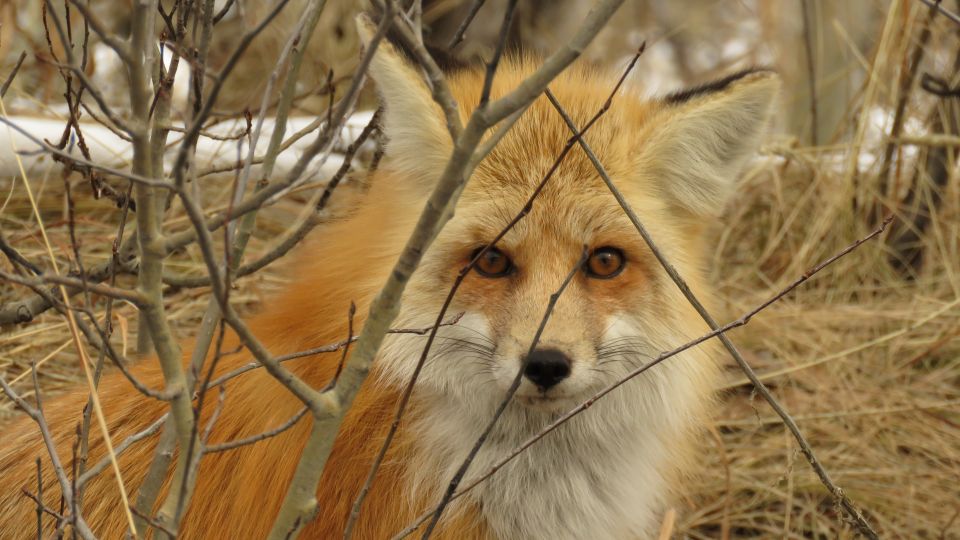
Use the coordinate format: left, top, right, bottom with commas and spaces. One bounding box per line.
0, 15, 779, 540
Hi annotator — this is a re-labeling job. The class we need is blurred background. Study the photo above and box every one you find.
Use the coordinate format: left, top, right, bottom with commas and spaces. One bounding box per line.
1, 1, 958, 538
0, 1, 944, 143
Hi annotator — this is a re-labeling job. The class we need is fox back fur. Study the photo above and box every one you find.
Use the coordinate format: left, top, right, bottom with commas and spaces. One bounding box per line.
0, 27, 778, 540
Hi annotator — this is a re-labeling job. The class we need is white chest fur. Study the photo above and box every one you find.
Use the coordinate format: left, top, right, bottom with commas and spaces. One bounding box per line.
408, 376, 686, 540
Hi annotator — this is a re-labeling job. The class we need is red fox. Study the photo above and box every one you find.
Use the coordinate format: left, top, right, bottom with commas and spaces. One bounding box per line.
0, 24, 778, 540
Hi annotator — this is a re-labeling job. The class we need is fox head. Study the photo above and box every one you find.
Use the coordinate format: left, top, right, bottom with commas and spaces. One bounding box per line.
357, 24, 778, 425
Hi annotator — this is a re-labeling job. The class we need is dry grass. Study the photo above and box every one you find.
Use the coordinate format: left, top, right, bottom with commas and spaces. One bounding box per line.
676, 145, 960, 538
1, 1, 959, 538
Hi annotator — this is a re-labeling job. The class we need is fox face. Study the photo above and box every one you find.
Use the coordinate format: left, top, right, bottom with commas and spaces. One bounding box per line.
366, 44, 777, 411
354, 23, 778, 538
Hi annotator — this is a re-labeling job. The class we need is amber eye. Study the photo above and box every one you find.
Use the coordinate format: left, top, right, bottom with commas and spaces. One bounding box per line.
585, 247, 625, 279
471, 246, 513, 278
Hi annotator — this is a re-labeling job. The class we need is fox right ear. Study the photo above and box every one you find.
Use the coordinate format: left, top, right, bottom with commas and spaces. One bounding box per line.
637, 69, 779, 218
355, 15, 453, 186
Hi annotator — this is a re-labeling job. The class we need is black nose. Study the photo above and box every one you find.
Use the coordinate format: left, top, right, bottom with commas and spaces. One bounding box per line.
523, 349, 572, 390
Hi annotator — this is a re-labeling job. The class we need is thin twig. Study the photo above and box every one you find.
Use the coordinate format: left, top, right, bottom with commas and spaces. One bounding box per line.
34, 439, 43, 538
213, 0, 238, 23
324, 302, 356, 392
206, 312, 465, 389
916, 0, 960, 25
163, 110, 381, 288
447, 0, 487, 49
0, 271, 145, 306
169, 0, 295, 189
0, 233, 43, 275
800, 0, 817, 146
21, 487, 65, 524
77, 413, 168, 489
204, 407, 308, 453
64, 0, 131, 63
76, 179, 134, 507
0, 51, 27, 98
374, 0, 462, 139
0, 376, 95, 539
128, 506, 177, 539
478, 0, 517, 107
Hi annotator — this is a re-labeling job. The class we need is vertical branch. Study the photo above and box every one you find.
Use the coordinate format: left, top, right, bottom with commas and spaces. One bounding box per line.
874, 0, 939, 222
800, 0, 817, 146
409, 0, 424, 44
478, 0, 517, 107
75, 188, 134, 506
34, 457, 43, 538
123, 1, 196, 536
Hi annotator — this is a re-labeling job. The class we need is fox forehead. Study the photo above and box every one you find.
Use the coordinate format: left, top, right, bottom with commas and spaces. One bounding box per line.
450, 56, 658, 202
441, 57, 672, 252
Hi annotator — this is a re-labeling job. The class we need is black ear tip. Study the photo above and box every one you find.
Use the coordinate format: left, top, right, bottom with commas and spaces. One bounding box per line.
663, 67, 777, 105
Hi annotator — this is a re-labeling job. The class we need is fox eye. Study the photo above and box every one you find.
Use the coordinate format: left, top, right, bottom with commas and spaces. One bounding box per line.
586, 247, 625, 279
471, 246, 513, 278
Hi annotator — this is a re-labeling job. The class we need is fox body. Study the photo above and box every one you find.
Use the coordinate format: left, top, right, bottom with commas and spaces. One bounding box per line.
0, 26, 778, 540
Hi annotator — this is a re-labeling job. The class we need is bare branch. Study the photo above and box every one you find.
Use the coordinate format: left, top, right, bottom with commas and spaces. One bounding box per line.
0, 271, 145, 306
65, 0, 132, 63
447, 0, 487, 49
204, 407, 308, 453
479, 0, 517, 107
163, 109, 381, 288
77, 413, 169, 489
374, 0, 463, 139
916, 0, 960, 25
169, 0, 295, 189
0, 50, 27, 98
205, 312, 464, 389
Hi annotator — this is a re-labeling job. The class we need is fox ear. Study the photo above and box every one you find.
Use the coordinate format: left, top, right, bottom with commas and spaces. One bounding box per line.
355, 16, 452, 185
638, 70, 780, 218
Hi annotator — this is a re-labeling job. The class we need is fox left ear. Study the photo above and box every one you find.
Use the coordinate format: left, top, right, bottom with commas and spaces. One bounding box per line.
638, 69, 780, 218
355, 15, 453, 186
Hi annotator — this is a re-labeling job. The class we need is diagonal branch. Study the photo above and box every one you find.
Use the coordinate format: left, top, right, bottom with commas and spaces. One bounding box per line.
545, 90, 880, 540
391, 211, 893, 540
